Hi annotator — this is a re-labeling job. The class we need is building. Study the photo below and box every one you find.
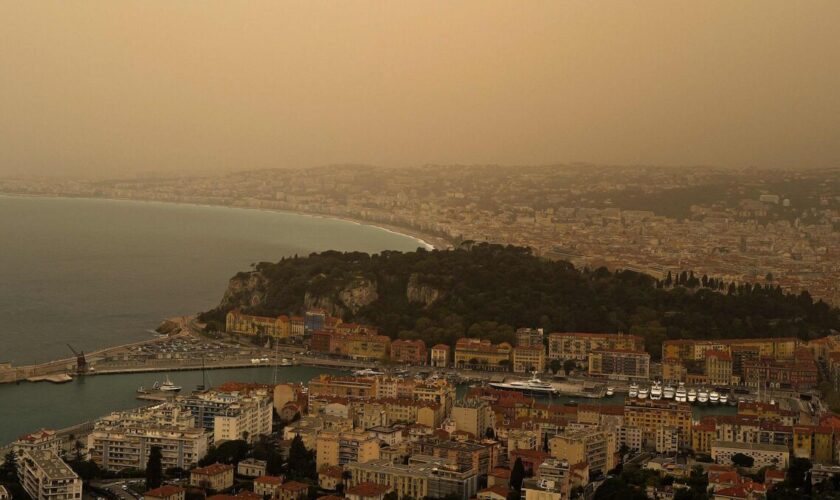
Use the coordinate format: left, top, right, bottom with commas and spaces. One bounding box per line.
390, 339, 427, 365
431, 344, 450, 368
318, 465, 345, 491
191, 463, 235, 491
656, 426, 680, 454
305, 310, 328, 334
410, 438, 500, 476
315, 431, 380, 470
662, 338, 799, 365
311, 330, 390, 361
277, 481, 309, 500
88, 403, 209, 472
587, 349, 650, 380
237, 458, 267, 478
12, 429, 61, 456
548, 332, 644, 361
454, 339, 512, 371
145, 485, 186, 500
308, 375, 378, 399
0, 486, 8, 500
226, 310, 291, 339
213, 390, 274, 444
711, 442, 790, 469
347, 455, 479, 500
253, 476, 283, 498
548, 429, 615, 476
512, 346, 546, 373
18, 450, 82, 500
624, 399, 692, 447
705, 350, 733, 386
346, 482, 391, 500
522, 478, 563, 500
516, 328, 545, 348
452, 399, 495, 438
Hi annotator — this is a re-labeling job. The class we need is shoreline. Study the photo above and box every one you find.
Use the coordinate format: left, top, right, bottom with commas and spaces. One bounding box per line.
0, 192, 454, 252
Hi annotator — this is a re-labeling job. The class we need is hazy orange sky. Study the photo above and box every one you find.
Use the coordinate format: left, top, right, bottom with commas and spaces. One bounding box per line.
1, 1, 839, 177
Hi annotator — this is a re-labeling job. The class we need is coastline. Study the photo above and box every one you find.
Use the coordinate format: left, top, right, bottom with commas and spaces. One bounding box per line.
0, 192, 454, 251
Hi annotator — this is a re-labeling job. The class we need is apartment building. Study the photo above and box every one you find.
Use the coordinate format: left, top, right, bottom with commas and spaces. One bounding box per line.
190, 463, 234, 491
454, 339, 512, 371
308, 375, 378, 399
225, 310, 290, 338
452, 399, 495, 438
705, 350, 733, 386
144, 485, 185, 500
587, 349, 650, 380
311, 330, 390, 361
711, 442, 790, 468
410, 438, 500, 476
623, 399, 691, 447
12, 429, 61, 456
662, 338, 799, 364
19, 450, 82, 500
512, 346, 546, 373
390, 339, 427, 365
88, 404, 209, 471
315, 431, 380, 470
253, 476, 283, 498
347, 455, 479, 500
547, 333, 643, 361
431, 344, 451, 368
548, 429, 615, 476
516, 328, 545, 348
213, 391, 274, 444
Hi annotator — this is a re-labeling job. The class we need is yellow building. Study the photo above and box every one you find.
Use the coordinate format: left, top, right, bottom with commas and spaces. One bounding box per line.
454, 339, 512, 371
662, 358, 687, 384
705, 350, 733, 386
226, 310, 290, 338
662, 338, 799, 363
814, 428, 834, 464
548, 332, 644, 361
548, 429, 615, 476
316, 431, 380, 470
587, 349, 649, 380
190, 463, 234, 491
512, 346, 546, 373
452, 399, 495, 438
691, 422, 716, 455
308, 375, 379, 399
624, 399, 692, 446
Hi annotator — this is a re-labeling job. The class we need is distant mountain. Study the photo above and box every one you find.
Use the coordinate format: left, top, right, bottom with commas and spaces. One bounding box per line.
200, 243, 839, 358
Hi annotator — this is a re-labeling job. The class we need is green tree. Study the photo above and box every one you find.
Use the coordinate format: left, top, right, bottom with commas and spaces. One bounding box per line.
549, 359, 562, 374
146, 446, 164, 489
788, 457, 813, 489
2, 450, 18, 480
510, 457, 525, 491
288, 435, 316, 481
563, 359, 576, 375
731, 453, 754, 468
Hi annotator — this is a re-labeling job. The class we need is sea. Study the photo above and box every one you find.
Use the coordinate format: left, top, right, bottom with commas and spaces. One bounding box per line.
0, 195, 425, 444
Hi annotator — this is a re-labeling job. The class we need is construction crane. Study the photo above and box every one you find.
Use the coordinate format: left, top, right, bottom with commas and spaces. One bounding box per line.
66, 344, 88, 375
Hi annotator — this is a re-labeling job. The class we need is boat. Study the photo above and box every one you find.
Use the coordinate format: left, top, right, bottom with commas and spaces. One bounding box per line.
278, 358, 293, 366
675, 384, 687, 402
663, 384, 675, 399
605, 386, 615, 396
352, 368, 385, 376
697, 388, 709, 403
489, 374, 559, 396
638, 387, 649, 399
709, 390, 720, 404
628, 383, 639, 398
137, 385, 148, 394
719, 393, 729, 404
687, 388, 697, 402
650, 381, 663, 400
158, 376, 182, 392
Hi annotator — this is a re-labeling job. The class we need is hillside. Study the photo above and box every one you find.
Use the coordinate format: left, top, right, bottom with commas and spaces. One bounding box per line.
199, 243, 839, 358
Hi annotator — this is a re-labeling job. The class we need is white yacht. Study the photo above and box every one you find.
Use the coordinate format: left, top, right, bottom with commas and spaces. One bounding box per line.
697, 388, 709, 403
675, 384, 687, 402
650, 381, 663, 400
687, 388, 697, 402
352, 368, 385, 376
719, 393, 729, 404
278, 358, 293, 366
709, 390, 720, 404
157, 376, 182, 392
606, 386, 615, 396
663, 384, 675, 399
638, 386, 649, 399
628, 383, 639, 398
489, 374, 559, 396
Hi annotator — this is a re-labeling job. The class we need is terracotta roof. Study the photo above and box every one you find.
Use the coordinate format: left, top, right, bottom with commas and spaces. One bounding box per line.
490, 467, 511, 478
346, 482, 390, 497
145, 485, 186, 498
280, 481, 309, 492
478, 485, 510, 498
254, 476, 283, 485
192, 463, 234, 476
319, 465, 344, 478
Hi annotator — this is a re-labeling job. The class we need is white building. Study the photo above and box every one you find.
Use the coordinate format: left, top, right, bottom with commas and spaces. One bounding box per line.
213, 391, 273, 444
19, 450, 82, 500
655, 426, 680, 454
711, 441, 790, 469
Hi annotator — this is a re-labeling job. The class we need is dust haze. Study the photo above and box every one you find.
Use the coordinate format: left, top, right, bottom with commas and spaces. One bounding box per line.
1, 1, 839, 177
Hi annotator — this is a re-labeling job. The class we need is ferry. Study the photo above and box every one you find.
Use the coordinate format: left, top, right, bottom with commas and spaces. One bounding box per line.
650, 381, 663, 400
687, 388, 697, 402
638, 387, 649, 399
489, 374, 559, 396
606, 386, 615, 396
352, 368, 385, 376
628, 383, 639, 398
709, 390, 720, 404
675, 384, 687, 402
697, 388, 709, 404
663, 384, 675, 399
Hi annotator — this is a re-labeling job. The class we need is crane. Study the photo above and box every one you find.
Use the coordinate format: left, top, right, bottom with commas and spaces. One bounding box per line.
66, 344, 88, 375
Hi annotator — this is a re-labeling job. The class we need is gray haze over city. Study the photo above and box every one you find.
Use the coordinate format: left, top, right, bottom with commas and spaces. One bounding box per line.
1, 0, 839, 177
